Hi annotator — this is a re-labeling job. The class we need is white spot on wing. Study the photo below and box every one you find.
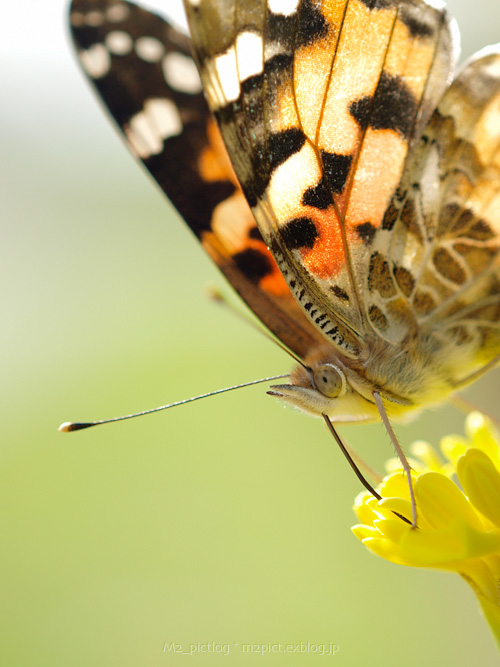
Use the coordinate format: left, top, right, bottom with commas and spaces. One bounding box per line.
105, 31, 133, 56
135, 36, 165, 63
268, 0, 300, 16
126, 98, 182, 159
424, 0, 446, 10
268, 143, 321, 222
107, 4, 130, 23
79, 43, 111, 79
85, 10, 105, 27
212, 46, 240, 107
236, 31, 264, 82
162, 52, 202, 94
70, 11, 84, 27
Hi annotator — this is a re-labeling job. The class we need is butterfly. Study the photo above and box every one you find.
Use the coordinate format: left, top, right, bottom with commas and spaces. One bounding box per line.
68, 0, 500, 524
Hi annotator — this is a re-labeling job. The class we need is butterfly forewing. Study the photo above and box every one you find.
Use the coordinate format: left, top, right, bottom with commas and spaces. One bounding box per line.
184, 0, 458, 358
69, 0, 325, 358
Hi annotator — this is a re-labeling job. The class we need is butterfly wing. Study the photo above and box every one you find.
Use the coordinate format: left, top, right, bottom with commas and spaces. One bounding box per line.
69, 0, 325, 358
375, 46, 500, 383
184, 0, 458, 361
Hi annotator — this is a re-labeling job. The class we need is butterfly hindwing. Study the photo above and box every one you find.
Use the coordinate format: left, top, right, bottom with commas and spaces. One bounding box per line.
406, 48, 500, 377
69, 0, 326, 358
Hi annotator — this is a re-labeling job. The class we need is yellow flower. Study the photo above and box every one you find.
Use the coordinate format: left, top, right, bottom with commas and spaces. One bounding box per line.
352, 412, 500, 650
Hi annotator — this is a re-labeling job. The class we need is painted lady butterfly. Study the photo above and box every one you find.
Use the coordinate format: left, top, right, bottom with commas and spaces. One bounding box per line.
67, 0, 500, 524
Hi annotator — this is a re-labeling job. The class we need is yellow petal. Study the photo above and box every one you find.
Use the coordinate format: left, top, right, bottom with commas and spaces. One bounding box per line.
415, 472, 484, 531
379, 471, 415, 500
351, 525, 380, 541
398, 520, 500, 567
458, 448, 500, 528
410, 440, 446, 472
353, 493, 381, 525
360, 537, 413, 566
440, 434, 467, 468
373, 518, 411, 545
466, 413, 500, 470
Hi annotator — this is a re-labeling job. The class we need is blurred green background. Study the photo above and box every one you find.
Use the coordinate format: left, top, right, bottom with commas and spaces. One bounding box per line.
3, 0, 500, 664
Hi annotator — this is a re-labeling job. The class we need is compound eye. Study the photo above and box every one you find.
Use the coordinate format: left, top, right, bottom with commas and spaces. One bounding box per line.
313, 365, 345, 398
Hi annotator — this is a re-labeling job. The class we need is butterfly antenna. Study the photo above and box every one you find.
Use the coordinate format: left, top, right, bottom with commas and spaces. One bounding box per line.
322, 415, 412, 526
207, 286, 307, 368
59, 374, 288, 432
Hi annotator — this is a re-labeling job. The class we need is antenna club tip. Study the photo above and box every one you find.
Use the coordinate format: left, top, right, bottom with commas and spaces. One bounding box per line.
58, 421, 92, 432
58, 422, 74, 432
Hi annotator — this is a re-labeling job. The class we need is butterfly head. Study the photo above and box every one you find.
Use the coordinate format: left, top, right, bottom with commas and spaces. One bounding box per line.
268, 345, 381, 424
268, 344, 418, 424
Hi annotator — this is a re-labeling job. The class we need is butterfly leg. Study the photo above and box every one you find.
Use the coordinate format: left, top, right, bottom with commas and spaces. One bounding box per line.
323, 414, 383, 499
373, 392, 417, 528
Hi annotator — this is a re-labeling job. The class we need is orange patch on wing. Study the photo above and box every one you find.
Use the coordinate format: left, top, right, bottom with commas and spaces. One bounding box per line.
346, 129, 407, 229
198, 118, 238, 186
301, 209, 346, 280
209, 194, 290, 297
384, 19, 438, 100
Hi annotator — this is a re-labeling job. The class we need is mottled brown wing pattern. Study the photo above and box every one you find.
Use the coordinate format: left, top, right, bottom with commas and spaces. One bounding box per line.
372, 47, 500, 380
184, 0, 458, 359
69, 0, 325, 358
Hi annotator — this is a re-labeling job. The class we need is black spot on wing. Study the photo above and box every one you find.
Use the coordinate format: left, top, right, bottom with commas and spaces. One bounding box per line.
359, 0, 397, 9
348, 97, 371, 131
268, 128, 306, 172
281, 217, 319, 249
244, 127, 306, 206
144, 126, 236, 237
382, 201, 399, 231
368, 304, 388, 331
267, 8, 296, 47
394, 265, 415, 297
349, 73, 417, 139
240, 53, 293, 100
248, 226, 264, 241
356, 222, 377, 243
466, 219, 495, 242
330, 285, 350, 303
368, 252, 396, 298
302, 177, 333, 210
232, 248, 274, 282
297, 0, 329, 47
400, 197, 423, 242
449, 207, 474, 233
400, 5, 437, 38
433, 248, 466, 285
321, 151, 352, 195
